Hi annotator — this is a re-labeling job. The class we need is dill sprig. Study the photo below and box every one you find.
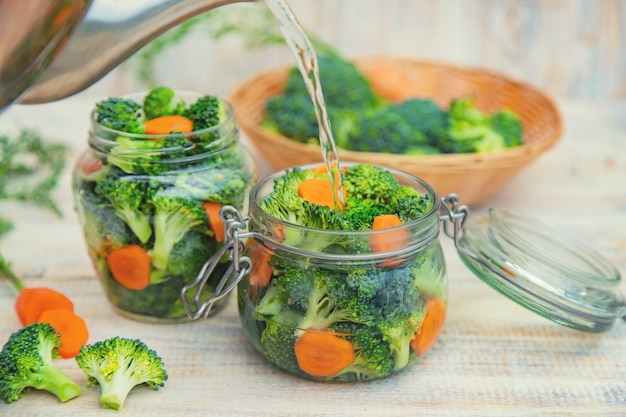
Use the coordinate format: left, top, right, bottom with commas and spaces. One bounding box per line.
0, 129, 67, 287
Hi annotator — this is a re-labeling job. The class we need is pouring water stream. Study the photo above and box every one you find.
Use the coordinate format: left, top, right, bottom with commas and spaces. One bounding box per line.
263, 0, 345, 208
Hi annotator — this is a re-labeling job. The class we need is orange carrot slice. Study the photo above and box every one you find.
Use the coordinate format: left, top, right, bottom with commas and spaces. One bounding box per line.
144, 115, 193, 135
371, 214, 408, 266
15, 287, 74, 326
294, 330, 354, 378
106, 245, 151, 290
246, 240, 274, 294
38, 308, 89, 359
202, 201, 225, 242
297, 178, 346, 211
411, 298, 447, 355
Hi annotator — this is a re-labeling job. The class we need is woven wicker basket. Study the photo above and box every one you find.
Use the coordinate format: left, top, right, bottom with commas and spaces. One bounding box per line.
230, 57, 563, 206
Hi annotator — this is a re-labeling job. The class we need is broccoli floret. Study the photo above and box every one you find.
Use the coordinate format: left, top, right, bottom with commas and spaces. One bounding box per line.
166, 231, 220, 278
489, 110, 523, 147
263, 93, 360, 147
75, 337, 167, 410
344, 105, 428, 154
259, 167, 314, 225
285, 54, 384, 111
143, 86, 186, 120
378, 310, 425, 370
75, 185, 137, 254
258, 311, 301, 375
182, 94, 224, 131
392, 98, 449, 147
262, 50, 384, 146
263, 93, 319, 144
151, 193, 208, 270
343, 163, 399, 202
95, 97, 144, 134
172, 151, 252, 206
94, 177, 153, 244
442, 97, 523, 153
388, 185, 434, 223
340, 164, 414, 229
106, 136, 163, 174
331, 323, 395, 381
0, 323, 82, 403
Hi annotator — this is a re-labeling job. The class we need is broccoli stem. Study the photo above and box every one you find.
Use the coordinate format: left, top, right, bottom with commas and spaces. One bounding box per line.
391, 341, 412, 370
118, 208, 152, 244
33, 364, 82, 402
98, 372, 139, 410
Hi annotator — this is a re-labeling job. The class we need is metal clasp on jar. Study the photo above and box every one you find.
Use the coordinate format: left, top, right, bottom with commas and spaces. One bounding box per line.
181, 206, 254, 320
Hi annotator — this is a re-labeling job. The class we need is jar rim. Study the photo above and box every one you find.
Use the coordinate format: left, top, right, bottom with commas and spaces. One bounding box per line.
88, 91, 238, 158
248, 162, 441, 259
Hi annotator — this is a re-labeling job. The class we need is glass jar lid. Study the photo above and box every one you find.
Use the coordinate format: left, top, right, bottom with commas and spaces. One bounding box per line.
454, 207, 625, 333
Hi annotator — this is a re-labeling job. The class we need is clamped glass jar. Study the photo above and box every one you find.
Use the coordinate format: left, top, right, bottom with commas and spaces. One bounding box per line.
183, 164, 448, 382
182, 163, 625, 382
72, 93, 256, 323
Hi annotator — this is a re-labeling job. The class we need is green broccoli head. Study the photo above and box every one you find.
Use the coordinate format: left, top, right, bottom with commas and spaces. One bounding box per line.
258, 311, 301, 375
388, 185, 433, 223
172, 151, 252, 206
183, 94, 224, 131
143, 86, 186, 120
258, 167, 314, 225
166, 231, 220, 278
95, 97, 144, 134
343, 163, 399, 202
378, 310, 425, 370
263, 93, 319, 144
75, 184, 137, 254
331, 323, 395, 381
0, 323, 82, 403
345, 105, 429, 154
284, 54, 383, 111
94, 177, 153, 244
443, 97, 523, 153
489, 110, 523, 147
392, 98, 449, 146
263, 93, 360, 148
76, 337, 167, 410
106, 136, 164, 174
151, 192, 208, 270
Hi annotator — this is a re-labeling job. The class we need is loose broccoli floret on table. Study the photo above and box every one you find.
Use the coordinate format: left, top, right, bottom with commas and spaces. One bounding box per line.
0, 323, 82, 403
76, 337, 167, 410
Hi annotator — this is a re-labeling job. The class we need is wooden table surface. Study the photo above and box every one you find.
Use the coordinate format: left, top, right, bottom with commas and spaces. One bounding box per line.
0, 95, 625, 416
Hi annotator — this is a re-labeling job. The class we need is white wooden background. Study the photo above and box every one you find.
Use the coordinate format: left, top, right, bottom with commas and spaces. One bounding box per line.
83, 0, 626, 102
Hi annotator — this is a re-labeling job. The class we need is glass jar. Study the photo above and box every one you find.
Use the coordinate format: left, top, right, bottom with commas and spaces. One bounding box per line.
72, 92, 256, 323
196, 164, 447, 382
